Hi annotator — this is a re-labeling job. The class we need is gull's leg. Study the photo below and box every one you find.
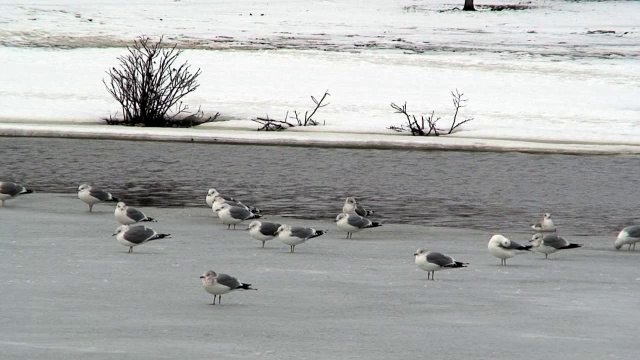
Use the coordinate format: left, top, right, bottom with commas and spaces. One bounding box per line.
261, 241, 265, 248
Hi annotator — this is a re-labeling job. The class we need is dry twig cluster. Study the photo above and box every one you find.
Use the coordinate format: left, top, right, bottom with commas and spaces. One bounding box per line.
103, 36, 218, 127
388, 90, 474, 136
252, 91, 330, 131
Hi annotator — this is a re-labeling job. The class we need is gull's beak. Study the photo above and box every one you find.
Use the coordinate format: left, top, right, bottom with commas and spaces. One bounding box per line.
199, 276, 204, 279
245, 228, 251, 231
413, 253, 418, 256
112, 233, 117, 236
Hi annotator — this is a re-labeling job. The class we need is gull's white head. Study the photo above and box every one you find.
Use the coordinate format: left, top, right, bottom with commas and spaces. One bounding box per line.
275, 224, 291, 235
531, 233, 544, 242
489, 234, 510, 247
112, 225, 129, 236
216, 203, 232, 212
335, 213, 348, 222
78, 184, 90, 192
530, 238, 543, 247
116, 202, 127, 210
213, 196, 227, 204
200, 270, 217, 279
414, 247, 427, 257
207, 189, 219, 196
543, 213, 552, 219
247, 220, 261, 230
344, 197, 357, 205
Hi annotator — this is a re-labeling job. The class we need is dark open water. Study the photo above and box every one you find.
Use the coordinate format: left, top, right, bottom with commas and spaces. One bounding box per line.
1, 137, 639, 235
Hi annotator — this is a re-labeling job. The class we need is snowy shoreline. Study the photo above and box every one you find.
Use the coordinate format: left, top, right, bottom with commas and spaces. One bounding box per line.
2, 122, 640, 155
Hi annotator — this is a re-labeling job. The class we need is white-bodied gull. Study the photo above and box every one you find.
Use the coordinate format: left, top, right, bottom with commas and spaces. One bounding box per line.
342, 197, 375, 217
531, 213, 556, 232
275, 224, 327, 253
200, 270, 256, 305
215, 203, 261, 229
211, 195, 260, 216
530, 233, 582, 259
614, 225, 640, 250
112, 224, 170, 253
205, 188, 236, 207
78, 184, 119, 212
335, 213, 382, 239
414, 248, 467, 280
114, 202, 156, 225
0, 181, 34, 206
247, 220, 282, 248
487, 234, 532, 265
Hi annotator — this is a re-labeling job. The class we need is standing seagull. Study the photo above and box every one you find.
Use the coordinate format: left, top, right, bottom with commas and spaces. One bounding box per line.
206, 188, 236, 207
211, 196, 260, 216
112, 225, 170, 253
335, 213, 382, 239
487, 234, 532, 265
78, 184, 119, 212
276, 224, 327, 253
530, 233, 582, 259
531, 213, 556, 232
342, 197, 375, 217
114, 202, 155, 225
215, 203, 261, 229
247, 220, 282, 248
200, 270, 256, 305
414, 248, 467, 280
0, 181, 33, 206
614, 225, 640, 250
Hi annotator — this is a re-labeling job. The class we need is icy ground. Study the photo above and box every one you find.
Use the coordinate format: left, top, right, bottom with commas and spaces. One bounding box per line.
1, 194, 638, 359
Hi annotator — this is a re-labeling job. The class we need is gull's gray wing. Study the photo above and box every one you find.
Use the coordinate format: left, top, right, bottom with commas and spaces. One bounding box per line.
426, 252, 454, 267
216, 273, 241, 289
123, 226, 157, 244
0, 182, 21, 196
290, 227, 314, 239
228, 206, 252, 220
126, 207, 147, 221
347, 215, 371, 229
542, 234, 569, 249
89, 187, 112, 201
625, 226, 640, 238
259, 222, 281, 236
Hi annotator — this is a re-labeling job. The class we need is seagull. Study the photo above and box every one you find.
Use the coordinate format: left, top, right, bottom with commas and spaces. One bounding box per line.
342, 197, 375, 217
114, 202, 155, 225
211, 195, 260, 216
215, 203, 261, 229
614, 225, 640, 250
487, 234, 532, 265
530, 233, 582, 259
200, 270, 256, 305
78, 184, 119, 212
275, 224, 327, 253
112, 224, 170, 253
413, 248, 467, 280
531, 213, 556, 232
247, 220, 282, 248
0, 181, 34, 206
206, 188, 236, 207
335, 213, 382, 239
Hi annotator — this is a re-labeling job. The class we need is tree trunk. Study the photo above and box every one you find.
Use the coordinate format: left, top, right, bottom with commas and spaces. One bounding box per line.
463, 0, 476, 11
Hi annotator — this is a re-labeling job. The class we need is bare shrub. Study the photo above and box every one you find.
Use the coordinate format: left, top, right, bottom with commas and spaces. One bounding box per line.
252, 90, 330, 131
103, 36, 218, 127
389, 90, 474, 136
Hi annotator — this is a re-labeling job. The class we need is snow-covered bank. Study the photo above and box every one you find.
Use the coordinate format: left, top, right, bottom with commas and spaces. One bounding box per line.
1, 193, 638, 359
3, 122, 640, 155
1, 0, 639, 154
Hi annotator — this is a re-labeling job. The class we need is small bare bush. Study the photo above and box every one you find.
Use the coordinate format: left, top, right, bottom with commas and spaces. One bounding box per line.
389, 90, 474, 136
103, 36, 218, 127
252, 90, 330, 131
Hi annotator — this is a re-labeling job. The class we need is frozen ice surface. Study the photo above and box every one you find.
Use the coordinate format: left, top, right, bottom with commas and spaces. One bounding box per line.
1, 194, 638, 359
